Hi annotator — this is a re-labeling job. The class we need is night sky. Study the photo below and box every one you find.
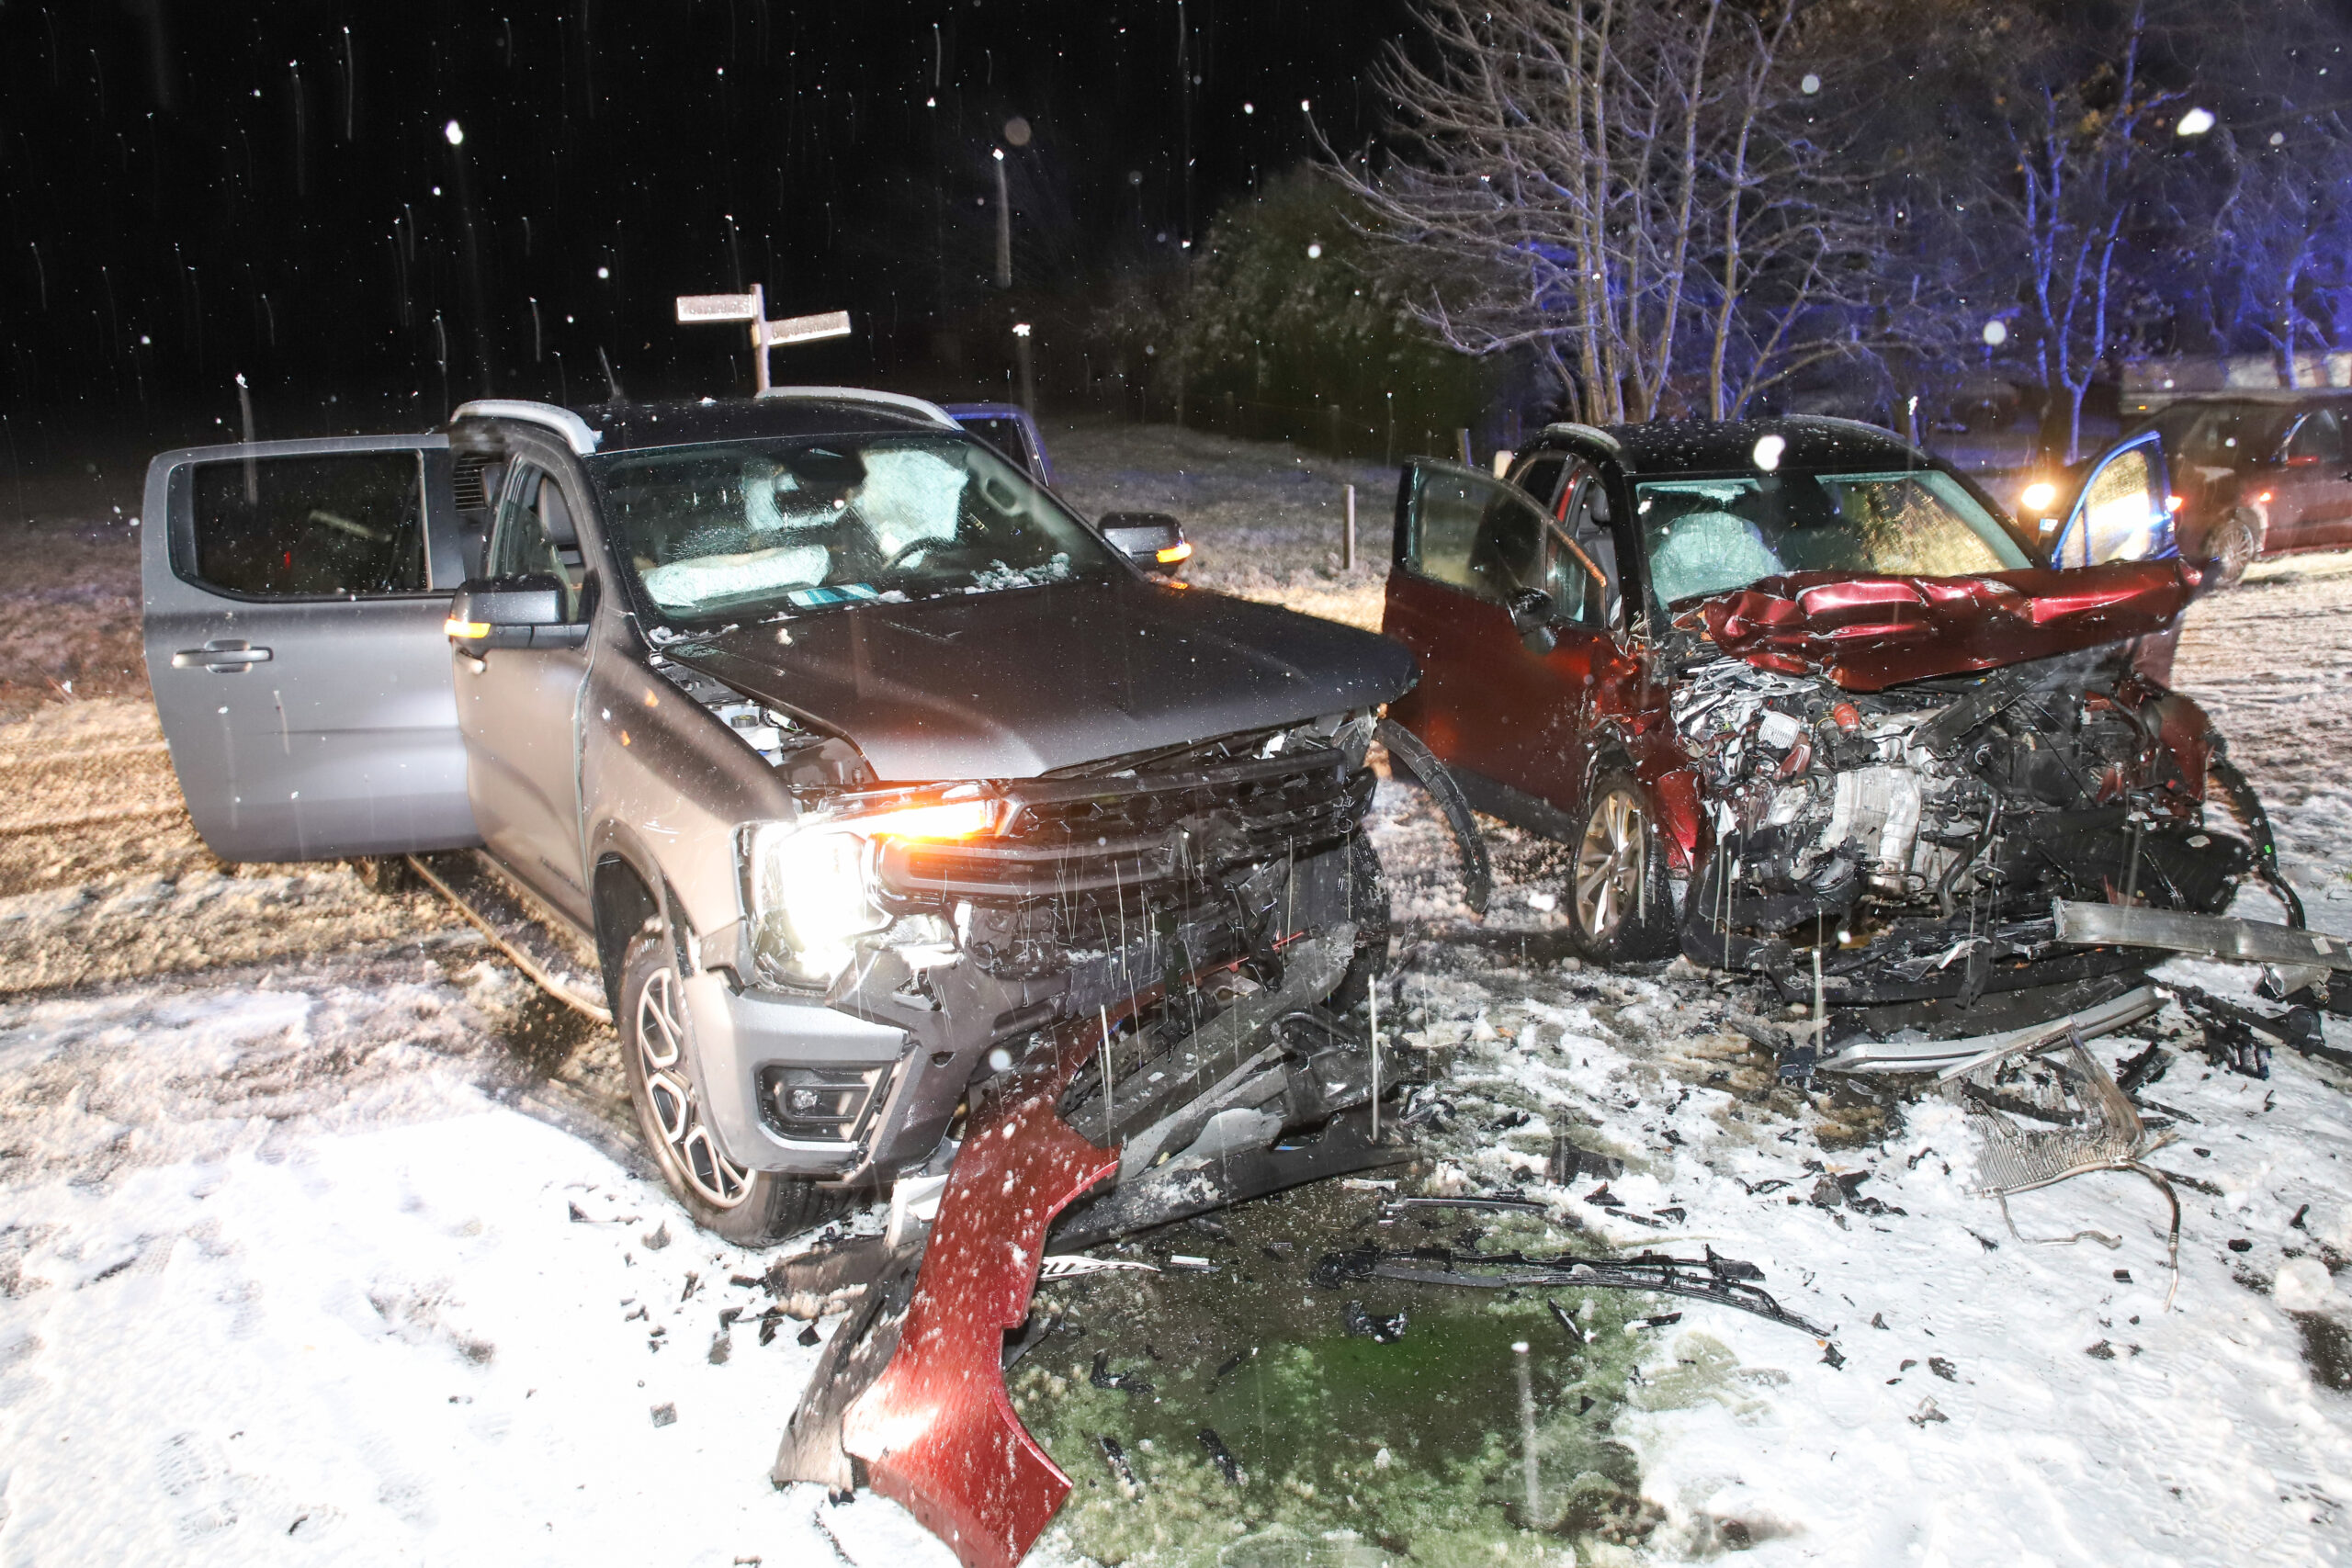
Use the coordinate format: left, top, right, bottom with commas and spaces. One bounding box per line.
0, 1, 1414, 452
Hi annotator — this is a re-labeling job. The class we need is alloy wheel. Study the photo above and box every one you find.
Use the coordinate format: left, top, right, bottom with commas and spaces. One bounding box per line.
635, 965, 754, 1209
1575, 786, 1649, 939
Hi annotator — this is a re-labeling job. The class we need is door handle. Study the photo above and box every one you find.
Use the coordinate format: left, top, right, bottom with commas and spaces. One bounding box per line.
171, 640, 274, 671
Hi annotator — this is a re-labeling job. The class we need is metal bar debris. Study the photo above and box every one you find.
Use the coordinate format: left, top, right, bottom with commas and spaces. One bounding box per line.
2051, 899, 2352, 973
1819, 985, 2163, 1077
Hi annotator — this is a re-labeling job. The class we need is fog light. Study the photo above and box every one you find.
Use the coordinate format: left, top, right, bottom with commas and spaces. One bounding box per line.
759, 1065, 887, 1143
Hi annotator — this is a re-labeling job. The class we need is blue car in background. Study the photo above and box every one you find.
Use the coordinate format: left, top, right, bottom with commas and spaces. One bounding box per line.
942, 401, 1193, 575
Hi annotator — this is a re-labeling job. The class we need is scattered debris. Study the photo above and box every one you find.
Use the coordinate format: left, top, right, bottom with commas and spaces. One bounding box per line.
1342, 1302, 1408, 1343
1909, 1397, 1950, 1427
1951, 1043, 2183, 1308
650, 1403, 677, 1427
1037, 1254, 1160, 1280
1314, 1246, 1834, 1338
1089, 1351, 1154, 1396
1097, 1435, 1141, 1495
641, 1222, 671, 1252
1195, 1426, 1244, 1485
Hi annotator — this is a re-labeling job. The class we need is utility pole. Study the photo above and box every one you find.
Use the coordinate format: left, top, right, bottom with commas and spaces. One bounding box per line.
991, 149, 1013, 289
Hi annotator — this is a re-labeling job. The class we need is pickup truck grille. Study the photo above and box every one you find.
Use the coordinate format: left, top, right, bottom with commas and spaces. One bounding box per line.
876, 748, 1370, 901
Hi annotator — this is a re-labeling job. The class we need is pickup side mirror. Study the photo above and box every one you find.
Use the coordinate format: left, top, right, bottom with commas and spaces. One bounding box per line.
1507, 587, 1557, 655
1098, 512, 1193, 575
445, 574, 589, 652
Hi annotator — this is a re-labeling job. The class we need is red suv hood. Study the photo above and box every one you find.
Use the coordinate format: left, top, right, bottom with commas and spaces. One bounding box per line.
1695, 559, 2197, 691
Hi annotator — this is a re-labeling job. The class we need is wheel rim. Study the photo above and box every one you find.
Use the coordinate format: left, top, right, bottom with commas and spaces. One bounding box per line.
635, 966, 754, 1210
1575, 786, 1648, 940
2223, 521, 2256, 577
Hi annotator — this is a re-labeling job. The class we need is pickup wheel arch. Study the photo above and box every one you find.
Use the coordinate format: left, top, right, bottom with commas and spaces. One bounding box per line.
593, 852, 664, 1021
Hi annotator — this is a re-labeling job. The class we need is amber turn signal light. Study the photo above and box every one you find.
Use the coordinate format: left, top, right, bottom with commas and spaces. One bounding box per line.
445, 618, 491, 639
1156, 541, 1193, 565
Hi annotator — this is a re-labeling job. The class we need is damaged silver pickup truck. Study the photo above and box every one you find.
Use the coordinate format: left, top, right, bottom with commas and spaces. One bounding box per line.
141, 389, 1415, 1228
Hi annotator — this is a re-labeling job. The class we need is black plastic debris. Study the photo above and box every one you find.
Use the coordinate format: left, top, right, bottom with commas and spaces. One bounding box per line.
2174, 983, 2332, 1078
1821, 1343, 1847, 1370
1343, 1302, 1409, 1343
2114, 1269, 2134, 1283
1638, 1313, 1683, 1329
1090, 1351, 1153, 1396
1196, 1427, 1243, 1485
797, 1323, 821, 1348
1099, 1434, 1141, 1493
2115, 1041, 2171, 1096
1928, 1357, 1958, 1382
2228, 1238, 2253, 1253
2086, 1340, 2117, 1360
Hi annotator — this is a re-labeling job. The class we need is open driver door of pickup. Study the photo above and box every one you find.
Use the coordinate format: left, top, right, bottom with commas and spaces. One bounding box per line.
141, 434, 482, 862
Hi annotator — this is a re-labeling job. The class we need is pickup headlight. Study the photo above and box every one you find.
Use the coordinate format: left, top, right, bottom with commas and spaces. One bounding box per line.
744, 795, 1000, 988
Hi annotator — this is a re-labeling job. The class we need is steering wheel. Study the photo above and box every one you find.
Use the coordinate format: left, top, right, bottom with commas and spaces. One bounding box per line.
882, 535, 945, 570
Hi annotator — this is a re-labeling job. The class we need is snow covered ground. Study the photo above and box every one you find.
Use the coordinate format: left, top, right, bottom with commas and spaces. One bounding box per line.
4, 423, 2352, 1566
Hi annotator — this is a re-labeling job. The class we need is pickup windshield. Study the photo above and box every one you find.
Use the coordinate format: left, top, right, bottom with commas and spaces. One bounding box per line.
587, 433, 1117, 626
1636, 468, 2028, 607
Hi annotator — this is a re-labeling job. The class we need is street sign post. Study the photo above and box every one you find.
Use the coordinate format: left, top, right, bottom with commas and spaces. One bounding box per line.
674, 285, 854, 394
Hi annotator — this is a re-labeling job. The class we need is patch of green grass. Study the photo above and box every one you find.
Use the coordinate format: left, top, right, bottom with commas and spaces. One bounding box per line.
1015, 1189, 1667, 1565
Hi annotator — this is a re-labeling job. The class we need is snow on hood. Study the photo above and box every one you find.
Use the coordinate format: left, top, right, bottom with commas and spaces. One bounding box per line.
1692, 559, 2198, 692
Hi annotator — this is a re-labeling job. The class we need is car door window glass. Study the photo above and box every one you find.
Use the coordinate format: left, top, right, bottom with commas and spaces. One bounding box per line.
186, 451, 426, 599
2288, 410, 2346, 465
1545, 469, 1616, 626
2061, 447, 2163, 567
1407, 467, 1547, 604
1511, 457, 1567, 513
488, 465, 584, 617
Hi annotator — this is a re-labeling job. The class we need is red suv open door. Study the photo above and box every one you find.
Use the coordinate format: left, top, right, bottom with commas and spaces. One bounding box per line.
1381, 457, 1637, 837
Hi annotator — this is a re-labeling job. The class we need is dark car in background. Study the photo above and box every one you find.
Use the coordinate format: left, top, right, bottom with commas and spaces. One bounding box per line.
940, 401, 1057, 485
1382, 416, 2287, 1060
943, 400, 1194, 575
2123, 393, 2352, 582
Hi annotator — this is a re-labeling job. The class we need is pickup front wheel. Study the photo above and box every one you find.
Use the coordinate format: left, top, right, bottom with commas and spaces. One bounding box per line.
619, 931, 840, 1245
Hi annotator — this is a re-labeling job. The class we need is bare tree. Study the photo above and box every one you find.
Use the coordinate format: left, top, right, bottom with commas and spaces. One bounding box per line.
1329, 0, 1870, 423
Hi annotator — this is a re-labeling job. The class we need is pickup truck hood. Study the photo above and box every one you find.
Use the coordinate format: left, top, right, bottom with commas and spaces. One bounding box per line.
1694, 558, 2197, 691
662, 576, 1416, 781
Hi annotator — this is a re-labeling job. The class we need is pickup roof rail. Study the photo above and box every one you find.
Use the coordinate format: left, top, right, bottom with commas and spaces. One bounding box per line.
449, 399, 606, 454
754, 385, 960, 429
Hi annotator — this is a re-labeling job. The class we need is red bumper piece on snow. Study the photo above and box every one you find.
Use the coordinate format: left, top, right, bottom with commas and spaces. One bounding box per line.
839, 1026, 1117, 1568
1700, 559, 2196, 690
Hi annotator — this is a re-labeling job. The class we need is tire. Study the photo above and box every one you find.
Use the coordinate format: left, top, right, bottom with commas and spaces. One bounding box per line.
1327, 833, 1393, 1013
2210, 511, 2260, 588
1564, 770, 1679, 964
618, 930, 841, 1245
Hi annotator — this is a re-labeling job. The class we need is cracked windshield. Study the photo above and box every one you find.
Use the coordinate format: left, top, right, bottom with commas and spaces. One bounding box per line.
7, 3, 2352, 1567
596, 434, 1109, 625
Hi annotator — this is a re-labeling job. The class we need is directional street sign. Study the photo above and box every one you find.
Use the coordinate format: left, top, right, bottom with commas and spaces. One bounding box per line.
762, 310, 853, 348
673, 284, 854, 393
674, 292, 763, 323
